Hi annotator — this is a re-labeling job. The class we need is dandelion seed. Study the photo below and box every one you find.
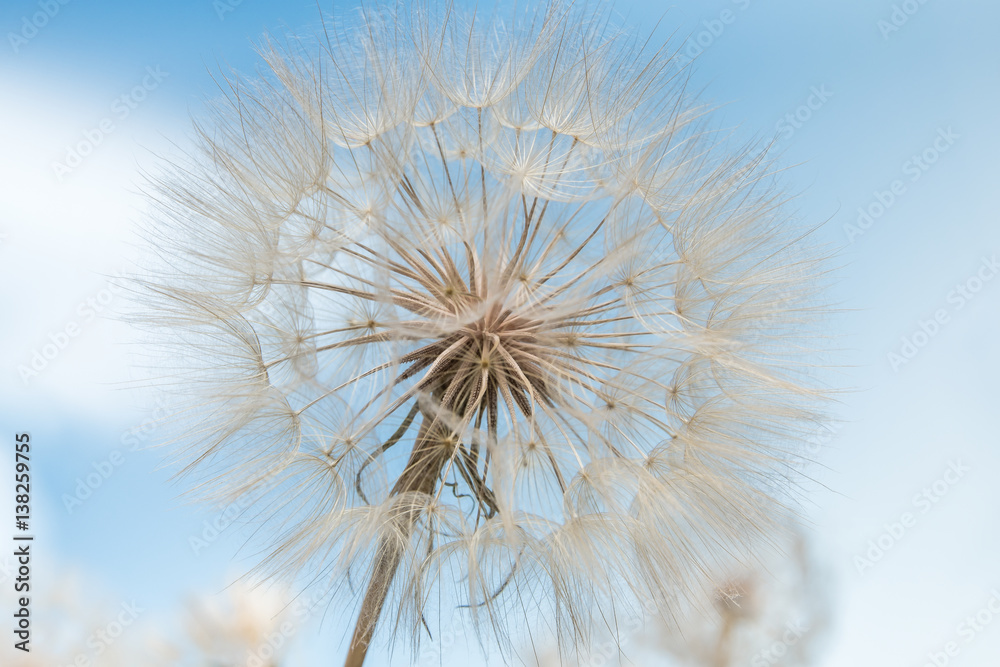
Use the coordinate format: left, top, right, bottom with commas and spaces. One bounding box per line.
132, 2, 831, 665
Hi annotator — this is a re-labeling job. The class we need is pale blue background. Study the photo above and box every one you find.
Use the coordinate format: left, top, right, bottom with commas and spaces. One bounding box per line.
1, 0, 998, 665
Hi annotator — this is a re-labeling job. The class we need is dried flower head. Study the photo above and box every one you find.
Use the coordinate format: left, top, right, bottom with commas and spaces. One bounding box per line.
134, 2, 829, 665
643, 525, 830, 667
530, 525, 830, 666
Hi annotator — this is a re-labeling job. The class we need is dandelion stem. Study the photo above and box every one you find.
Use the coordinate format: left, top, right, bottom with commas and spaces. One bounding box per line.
344, 412, 450, 667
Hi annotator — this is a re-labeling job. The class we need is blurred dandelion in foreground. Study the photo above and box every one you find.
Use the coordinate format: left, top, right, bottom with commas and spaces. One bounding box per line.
132, 1, 831, 665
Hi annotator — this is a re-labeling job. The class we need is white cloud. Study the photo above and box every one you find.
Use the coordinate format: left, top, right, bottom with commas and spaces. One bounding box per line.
0, 66, 188, 419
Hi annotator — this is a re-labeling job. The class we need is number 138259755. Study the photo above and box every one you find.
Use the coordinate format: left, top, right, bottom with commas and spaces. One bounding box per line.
15, 433, 30, 530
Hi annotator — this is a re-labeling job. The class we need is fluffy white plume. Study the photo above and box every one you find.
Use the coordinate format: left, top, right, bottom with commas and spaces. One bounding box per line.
130, 2, 832, 664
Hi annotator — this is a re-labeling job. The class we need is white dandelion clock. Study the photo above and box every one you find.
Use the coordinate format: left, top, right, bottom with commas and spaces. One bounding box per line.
644, 526, 831, 667
529, 525, 831, 666
132, 2, 831, 665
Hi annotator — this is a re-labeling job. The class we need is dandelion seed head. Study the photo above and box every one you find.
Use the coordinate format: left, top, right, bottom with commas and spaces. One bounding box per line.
133, 0, 832, 661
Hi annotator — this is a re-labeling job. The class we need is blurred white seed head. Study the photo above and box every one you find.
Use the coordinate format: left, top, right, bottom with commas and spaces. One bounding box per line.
181, 580, 295, 666
530, 525, 830, 666
0, 568, 302, 667
645, 525, 831, 667
132, 0, 832, 659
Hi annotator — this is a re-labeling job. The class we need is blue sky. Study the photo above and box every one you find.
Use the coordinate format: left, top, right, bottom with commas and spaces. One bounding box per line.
2, 0, 999, 665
